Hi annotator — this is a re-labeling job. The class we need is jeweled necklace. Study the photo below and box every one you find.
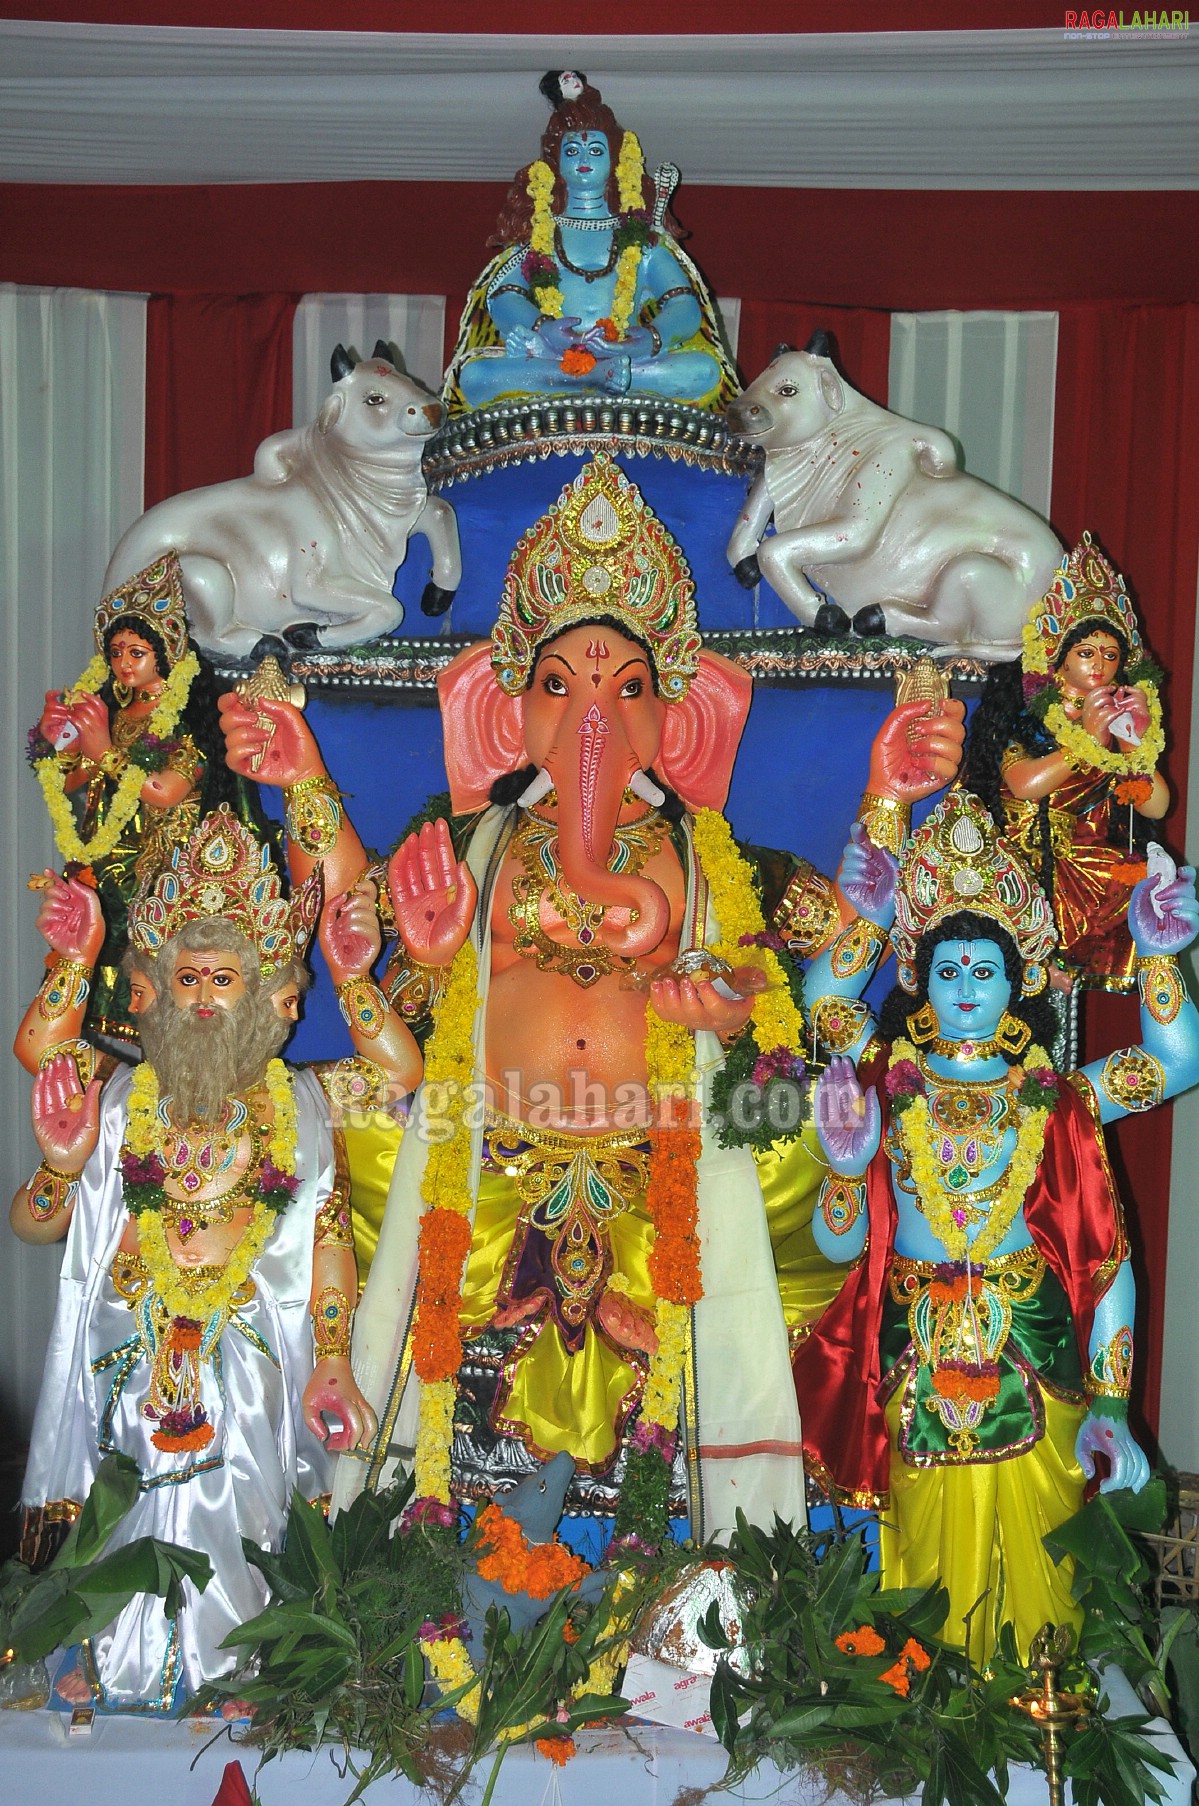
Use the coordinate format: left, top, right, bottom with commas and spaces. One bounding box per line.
554, 211, 620, 232
508, 798, 668, 988
156, 1093, 248, 1198
925, 1031, 1008, 1061
553, 226, 619, 282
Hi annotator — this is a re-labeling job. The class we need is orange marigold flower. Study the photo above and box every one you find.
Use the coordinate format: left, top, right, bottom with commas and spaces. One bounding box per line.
901, 1637, 931, 1672
560, 347, 597, 376
595, 316, 621, 342
562, 1619, 580, 1644
879, 1658, 911, 1696
1110, 859, 1149, 884
474, 1503, 590, 1599
835, 1625, 886, 1657
1114, 776, 1154, 807
536, 1735, 576, 1765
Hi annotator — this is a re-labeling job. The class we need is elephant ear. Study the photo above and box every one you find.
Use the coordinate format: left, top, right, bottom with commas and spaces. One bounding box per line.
659, 650, 752, 812
437, 641, 527, 812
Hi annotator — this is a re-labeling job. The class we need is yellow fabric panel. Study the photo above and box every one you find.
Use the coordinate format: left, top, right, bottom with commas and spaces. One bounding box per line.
754, 1125, 847, 1340
879, 1386, 1086, 1665
343, 1113, 406, 1290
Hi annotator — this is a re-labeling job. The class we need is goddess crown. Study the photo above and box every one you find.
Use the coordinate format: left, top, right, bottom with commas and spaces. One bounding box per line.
94, 551, 191, 670
1022, 533, 1145, 679
129, 807, 320, 980
490, 455, 702, 702
891, 789, 1056, 997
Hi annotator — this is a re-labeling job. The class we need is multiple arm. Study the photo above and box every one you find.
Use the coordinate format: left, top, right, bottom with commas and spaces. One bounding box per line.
38, 690, 195, 810
13, 873, 106, 1076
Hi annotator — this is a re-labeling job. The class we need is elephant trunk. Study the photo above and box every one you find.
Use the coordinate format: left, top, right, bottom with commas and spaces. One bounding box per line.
553, 702, 670, 958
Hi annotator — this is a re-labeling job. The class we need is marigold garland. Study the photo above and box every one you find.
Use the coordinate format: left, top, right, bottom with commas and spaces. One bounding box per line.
33, 649, 200, 866
691, 808, 807, 1060
474, 1502, 590, 1598
527, 160, 564, 318
889, 1038, 1055, 1263
1042, 684, 1164, 779
138, 1201, 276, 1320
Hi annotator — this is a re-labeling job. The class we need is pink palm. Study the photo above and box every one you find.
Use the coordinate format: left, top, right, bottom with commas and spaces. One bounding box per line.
388, 819, 478, 967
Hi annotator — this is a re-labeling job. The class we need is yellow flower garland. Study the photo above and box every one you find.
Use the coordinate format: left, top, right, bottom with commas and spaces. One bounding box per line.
691, 808, 807, 1058
1043, 686, 1164, 779
125, 1057, 297, 1169
890, 1038, 1053, 1263
423, 1629, 624, 1733
527, 160, 564, 319
641, 1004, 699, 1431
138, 1200, 277, 1320
35, 649, 200, 866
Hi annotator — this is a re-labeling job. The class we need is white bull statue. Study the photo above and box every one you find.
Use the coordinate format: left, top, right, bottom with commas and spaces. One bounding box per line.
725, 336, 1063, 659
102, 344, 461, 657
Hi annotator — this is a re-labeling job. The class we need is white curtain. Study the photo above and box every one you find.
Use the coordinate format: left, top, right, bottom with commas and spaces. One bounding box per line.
889, 311, 1059, 519
293, 295, 447, 424
0, 284, 146, 1436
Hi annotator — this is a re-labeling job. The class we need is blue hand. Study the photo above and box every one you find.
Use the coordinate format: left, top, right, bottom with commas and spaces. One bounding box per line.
838, 823, 899, 929
815, 1057, 881, 1172
1076, 1411, 1150, 1494
1129, 863, 1199, 955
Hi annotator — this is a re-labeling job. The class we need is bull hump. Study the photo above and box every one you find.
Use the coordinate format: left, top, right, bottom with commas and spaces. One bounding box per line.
765, 416, 912, 521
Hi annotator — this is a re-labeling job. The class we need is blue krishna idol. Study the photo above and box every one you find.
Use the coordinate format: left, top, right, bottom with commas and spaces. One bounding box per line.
794, 788, 1199, 1664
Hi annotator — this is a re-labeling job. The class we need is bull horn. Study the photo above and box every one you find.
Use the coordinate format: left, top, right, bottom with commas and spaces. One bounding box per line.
771, 342, 796, 361
330, 343, 355, 382
804, 329, 834, 359
371, 338, 398, 366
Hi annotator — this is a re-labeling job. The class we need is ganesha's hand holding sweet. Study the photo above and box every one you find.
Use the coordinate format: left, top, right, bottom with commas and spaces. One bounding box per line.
837, 824, 899, 930
302, 1357, 378, 1455
388, 819, 478, 968
1076, 1405, 1150, 1495
34, 870, 104, 967
31, 1053, 102, 1176
1129, 850, 1199, 957
648, 972, 756, 1040
814, 1056, 880, 1176
868, 698, 966, 803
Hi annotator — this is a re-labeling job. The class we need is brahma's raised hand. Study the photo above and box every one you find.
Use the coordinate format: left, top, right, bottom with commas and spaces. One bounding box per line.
388, 819, 477, 968
31, 1054, 102, 1174
867, 698, 966, 803
218, 691, 322, 788
34, 870, 104, 966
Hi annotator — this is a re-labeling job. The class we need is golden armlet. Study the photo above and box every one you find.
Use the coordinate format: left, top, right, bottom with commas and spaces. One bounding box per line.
1136, 954, 1185, 1026
38, 957, 92, 1022
283, 773, 343, 859
312, 1285, 353, 1358
1086, 1324, 1133, 1400
25, 1162, 80, 1223
336, 977, 389, 1041
856, 790, 911, 859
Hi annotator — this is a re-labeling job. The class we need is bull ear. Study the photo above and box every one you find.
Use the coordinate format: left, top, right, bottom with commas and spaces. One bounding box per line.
317, 392, 345, 436
819, 367, 845, 416
330, 343, 355, 383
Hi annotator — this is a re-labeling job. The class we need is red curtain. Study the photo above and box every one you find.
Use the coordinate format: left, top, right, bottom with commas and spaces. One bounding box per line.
144, 293, 298, 506
1050, 302, 1199, 1439
733, 301, 892, 401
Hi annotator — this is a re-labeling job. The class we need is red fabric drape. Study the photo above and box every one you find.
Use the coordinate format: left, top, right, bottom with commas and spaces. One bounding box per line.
1050, 302, 1199, 1441
144, 293, 298, 507
733, 301, 892, 401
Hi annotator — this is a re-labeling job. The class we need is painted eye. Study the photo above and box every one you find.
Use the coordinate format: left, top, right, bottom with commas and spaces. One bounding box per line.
544, 674, 568, 695
620, 677, 643, 698
776, 382, 798, 397
973, 965, 997, 982
364, 392, 386, 407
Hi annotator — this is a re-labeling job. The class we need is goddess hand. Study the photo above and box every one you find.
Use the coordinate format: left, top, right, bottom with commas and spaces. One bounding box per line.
302, 1356, 378, 1454
71, 692, 113, 764
1129, 859, 1199, 955
31, 1054, 102, 1174
1076, 1408, 1150, 1494
35, 870, 104, 965
1080, 686, 1119, 746
218, 692, 323, 788
867, 699, 966, 802
388, 819, 478, 967
1112, 684, 1151, 743
39, 690, 73, 745
320, 878, 381, 981
838, 823, 898, 929
814, 1056, 880, 1171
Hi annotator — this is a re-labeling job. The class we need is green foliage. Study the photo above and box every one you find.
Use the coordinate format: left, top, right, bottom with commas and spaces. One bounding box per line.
0, 1453, 212, 1665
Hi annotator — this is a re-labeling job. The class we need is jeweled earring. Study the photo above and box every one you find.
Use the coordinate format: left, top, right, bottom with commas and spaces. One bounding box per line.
906, 1000, 939, 1045
995, 1011, 1032, 1058
1022, 962, 1047, 997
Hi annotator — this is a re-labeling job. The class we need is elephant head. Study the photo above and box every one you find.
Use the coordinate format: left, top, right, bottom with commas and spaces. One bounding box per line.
438, 625, 752, 959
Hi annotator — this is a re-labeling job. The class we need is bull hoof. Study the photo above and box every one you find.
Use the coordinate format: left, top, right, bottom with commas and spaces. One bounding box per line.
732, 555, 761, 591
852, 604, 888, 638
249, 634, 290, 664
813, 602, 851, 637
282, 622, 323, 652
421, 582, 456, 619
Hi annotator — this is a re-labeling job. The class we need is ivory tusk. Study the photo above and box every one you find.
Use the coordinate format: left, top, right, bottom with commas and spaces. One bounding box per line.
516, 766, 554, 808
629, 769, 666, 808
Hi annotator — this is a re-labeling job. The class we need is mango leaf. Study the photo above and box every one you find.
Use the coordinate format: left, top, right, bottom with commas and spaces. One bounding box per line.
281, 1493, 340, 1594
813, 1533, 868, 1631
9, 1533, 211, 1663
924, 1735, 1006, 1806
403, 1639, 424, 1710
52, 1453, 141, 1568
696, 1598, 733, 1651
708, 1657, 741, 1756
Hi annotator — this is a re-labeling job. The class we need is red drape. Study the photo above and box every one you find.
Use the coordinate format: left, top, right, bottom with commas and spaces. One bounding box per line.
733, 301, 892, 403
1050, 302, 1199, 1441
144, 293, 298, 506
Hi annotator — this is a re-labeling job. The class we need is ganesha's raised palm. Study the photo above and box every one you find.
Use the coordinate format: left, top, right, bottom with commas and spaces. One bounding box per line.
388, 819, 478, 968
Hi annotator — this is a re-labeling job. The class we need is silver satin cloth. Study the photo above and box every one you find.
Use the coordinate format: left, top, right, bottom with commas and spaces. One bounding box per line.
21, 1065, 335, 1709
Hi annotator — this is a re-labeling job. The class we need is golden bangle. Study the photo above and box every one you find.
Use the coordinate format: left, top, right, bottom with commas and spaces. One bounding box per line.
26, 1163, 80, 1223
773, 860, 839, 956
312, 1285, 353, 1358
857, 790, 911, 858
828, 915, 890, 981
96, 747, 128, 780
283, 773, 343, 859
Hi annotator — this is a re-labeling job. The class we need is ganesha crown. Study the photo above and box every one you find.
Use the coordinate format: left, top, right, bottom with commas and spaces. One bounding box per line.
491, 454, 702, 701
128, 806, 320, 978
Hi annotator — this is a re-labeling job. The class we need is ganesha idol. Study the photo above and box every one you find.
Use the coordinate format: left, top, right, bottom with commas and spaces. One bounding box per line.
443, 70, 737, 415
218, 456, 965, 1547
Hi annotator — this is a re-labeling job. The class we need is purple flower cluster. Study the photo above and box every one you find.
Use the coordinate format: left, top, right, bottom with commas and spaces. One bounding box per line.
121, 1149, 166, 1187
752, 1048, 806, 1087
1022, 670, 1052, 705
26, 723, 55, 767
1016, 1066, 1059, 1109
521, 249, 558, 284
885, 1060, 925, 1115
259, 1160, 299, 1200
739, 930, 786, 954
402, 1495, 459, 1533
419, 1611, 470, 1642
629, 1419, 675, 1462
